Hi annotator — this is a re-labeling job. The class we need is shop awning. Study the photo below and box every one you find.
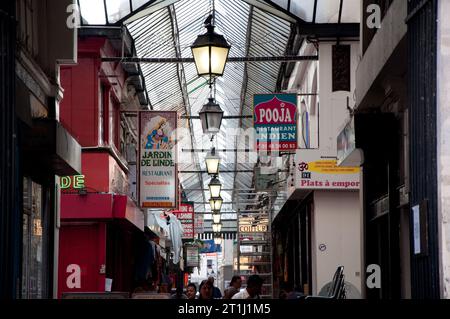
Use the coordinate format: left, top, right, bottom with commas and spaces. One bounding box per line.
61, 193, 145, 231
21, 118, 82, 177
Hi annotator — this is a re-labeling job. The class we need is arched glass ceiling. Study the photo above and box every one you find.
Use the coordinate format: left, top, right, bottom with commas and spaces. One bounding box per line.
77, 0, 360, 218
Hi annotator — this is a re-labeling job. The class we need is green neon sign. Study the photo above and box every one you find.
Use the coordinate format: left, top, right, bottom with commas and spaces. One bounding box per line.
61, 175, 85, 190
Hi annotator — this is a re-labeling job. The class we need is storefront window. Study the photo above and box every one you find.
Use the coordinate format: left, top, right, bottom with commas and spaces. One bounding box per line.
22, 177, 48, 299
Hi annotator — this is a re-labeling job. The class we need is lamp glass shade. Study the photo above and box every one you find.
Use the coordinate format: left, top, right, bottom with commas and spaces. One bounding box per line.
214, 237, 222, 245
205, 149, 220, 175
191, 25, 230, 78
209, 196, 223, 211
199, 98, 224, 134
212, 213, 221, 224
208, 177, 222, 198
212, 223, 222, 233
191, 46, 210, 75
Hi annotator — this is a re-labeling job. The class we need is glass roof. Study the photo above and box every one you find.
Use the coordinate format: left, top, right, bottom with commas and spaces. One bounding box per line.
243, 0, 360, 24
78, 0, 356, 218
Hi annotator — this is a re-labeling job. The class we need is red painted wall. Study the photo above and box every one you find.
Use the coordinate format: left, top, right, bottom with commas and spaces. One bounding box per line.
58, 223, 106, 297
82, 152, 110, 192
60, 57, 99, 146
59, 37, 127, 148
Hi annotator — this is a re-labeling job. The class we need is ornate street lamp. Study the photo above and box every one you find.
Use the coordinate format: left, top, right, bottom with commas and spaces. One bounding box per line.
212, 223, 222, 233
191, 15, 231, 79
214, 234, 222, 245
212, 212, 221, 224
208, 176, 222, 198
205, 147, 220, 175
209, 196, 223, 211
199, 97, 224, 134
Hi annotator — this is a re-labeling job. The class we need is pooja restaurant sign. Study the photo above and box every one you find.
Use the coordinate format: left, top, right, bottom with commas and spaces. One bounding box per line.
139, 111, 177, 208
254, 94, 297, 152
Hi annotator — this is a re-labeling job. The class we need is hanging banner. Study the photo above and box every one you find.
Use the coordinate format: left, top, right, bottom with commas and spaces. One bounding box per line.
194, 213, 204, 236
172, 202, 194, 239
186, 246, 199, 268
200, 240, 221, 254
254, 93, 297, 152
139, 111, 177, 208
295, 150, 361, 190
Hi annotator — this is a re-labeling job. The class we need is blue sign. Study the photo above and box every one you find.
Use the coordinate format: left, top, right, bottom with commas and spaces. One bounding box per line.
200, 240, 221, 254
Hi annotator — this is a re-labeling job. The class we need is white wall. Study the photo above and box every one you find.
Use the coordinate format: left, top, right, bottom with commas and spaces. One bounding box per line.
312, 191, 362, 297
318, 41, 360, 154
437, 0, 450, 299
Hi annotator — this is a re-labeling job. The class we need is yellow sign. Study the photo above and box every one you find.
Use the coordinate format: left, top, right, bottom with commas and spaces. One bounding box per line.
307, 160, 360, 174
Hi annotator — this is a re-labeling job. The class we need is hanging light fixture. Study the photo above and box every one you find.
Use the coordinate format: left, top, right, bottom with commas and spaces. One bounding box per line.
214, 234, 222, 245
209, 196, 223, 211
212, 212, 221, 224
199, 97, 224, 134
208, 176, 222, 198
191, 14, 231, 78
212, 223, 222, 233
205, 147, 220, 175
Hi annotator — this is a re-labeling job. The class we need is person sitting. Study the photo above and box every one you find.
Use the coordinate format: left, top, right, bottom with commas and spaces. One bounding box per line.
223, 276, 242, 299
232, 275, 263, 299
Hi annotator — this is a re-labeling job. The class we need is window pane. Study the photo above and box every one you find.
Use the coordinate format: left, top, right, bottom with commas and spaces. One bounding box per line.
315, 0, 340, 23
271, 0, 288, 10
132, 0, 151, 10
106, 0, 132, 23
341, 0, 361, 23
79, 0, 107, 24
30, 181, 43, 299
291, 0, 315, 22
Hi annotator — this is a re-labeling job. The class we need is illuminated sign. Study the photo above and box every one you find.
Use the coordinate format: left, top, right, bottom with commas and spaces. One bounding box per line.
61, 175, 85, 189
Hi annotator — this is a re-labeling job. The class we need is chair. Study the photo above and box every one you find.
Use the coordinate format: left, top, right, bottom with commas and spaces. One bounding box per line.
304, 266, 346, 300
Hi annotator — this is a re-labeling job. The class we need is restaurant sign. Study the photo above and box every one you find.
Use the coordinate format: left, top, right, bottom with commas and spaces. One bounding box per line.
185, 246, 199, 268
172, 202, 195, 239
254, 93, 297, 152
295, 150, 361, 190
139, 111, 177, 208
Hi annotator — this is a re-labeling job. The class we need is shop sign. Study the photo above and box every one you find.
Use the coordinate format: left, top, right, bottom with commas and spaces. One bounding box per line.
194, 213, 204, 236
200, 240, 221, 254
337, 117, 363, 167
337, 118, 356, 165
295, 150, 361, 190
172, 202, 195, 239
60, 175, 85, 189
239, 224, 268, 233
254, 93, 297, 152
139, 111, 177, 208
186, 246, 199, 267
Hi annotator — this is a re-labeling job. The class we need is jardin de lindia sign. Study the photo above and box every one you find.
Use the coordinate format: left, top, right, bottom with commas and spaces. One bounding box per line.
254, 93, 297, 152
139, 111, 177, 208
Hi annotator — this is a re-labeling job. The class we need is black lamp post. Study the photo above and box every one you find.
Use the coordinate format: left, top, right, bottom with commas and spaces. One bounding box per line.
191, 15, 231, 79
208, 176, 222, 198
209, 196, 223, 211
199, 97, 224, 134
205, 147, 220, 175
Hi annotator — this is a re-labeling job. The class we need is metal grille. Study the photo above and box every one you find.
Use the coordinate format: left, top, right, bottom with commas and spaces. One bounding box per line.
407, 0, 440, 299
